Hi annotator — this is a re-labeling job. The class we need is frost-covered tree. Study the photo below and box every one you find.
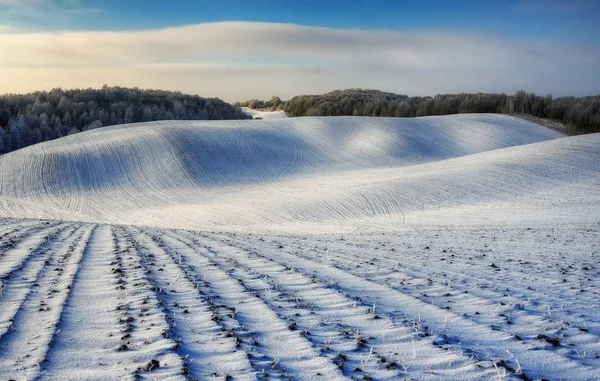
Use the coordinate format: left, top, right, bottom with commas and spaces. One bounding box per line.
85, 120, 103, 131
0, 86, 249, 153
9, 122, 22, 151
67, 126, 80, 136
0, 127, 5, 154
124, 106, 135, 124
280, 89, 600, 135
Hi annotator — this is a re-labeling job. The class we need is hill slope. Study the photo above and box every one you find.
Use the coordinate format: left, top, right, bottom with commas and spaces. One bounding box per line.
1, 114, 599, 380
1, 113, 592, 232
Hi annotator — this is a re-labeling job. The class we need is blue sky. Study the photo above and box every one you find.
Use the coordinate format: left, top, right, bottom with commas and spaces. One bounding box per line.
3, 0, 599, 41
0, 0, 599, 99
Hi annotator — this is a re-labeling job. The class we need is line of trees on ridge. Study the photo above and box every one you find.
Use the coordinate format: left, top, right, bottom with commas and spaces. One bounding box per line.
241, 89, 600, 135
0, 86, 249, 154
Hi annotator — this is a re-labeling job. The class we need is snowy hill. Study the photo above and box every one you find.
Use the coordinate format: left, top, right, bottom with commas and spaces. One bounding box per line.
1, 113, 597, 232
1, 114, 600, 381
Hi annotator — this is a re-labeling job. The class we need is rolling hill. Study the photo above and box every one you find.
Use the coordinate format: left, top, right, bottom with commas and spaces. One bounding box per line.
1, 113, 592, 232
0, 114, 599, 380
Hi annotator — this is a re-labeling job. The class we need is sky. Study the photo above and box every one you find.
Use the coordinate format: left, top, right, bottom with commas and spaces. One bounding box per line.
0, 0, 599, 101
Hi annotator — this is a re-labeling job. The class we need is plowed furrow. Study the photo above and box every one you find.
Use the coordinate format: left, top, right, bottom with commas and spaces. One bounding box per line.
0, 223, 75, 340
0, 224, 93, 379
0, 222, 66, 279
287, 236, 600, 366
150, 229, 347, 381
207, 232, 599, 381
187, 233, 494, 380
119, 227, 250, 381
40, 225, 159, 381
109, 227, 187, 381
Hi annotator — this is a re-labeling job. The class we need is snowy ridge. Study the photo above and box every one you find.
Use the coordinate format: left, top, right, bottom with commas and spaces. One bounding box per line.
0, 113, 590, 232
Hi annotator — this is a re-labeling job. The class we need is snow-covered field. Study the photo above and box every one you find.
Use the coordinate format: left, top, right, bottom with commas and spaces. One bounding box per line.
1, 113, 592, 232
0, 113, 599, 380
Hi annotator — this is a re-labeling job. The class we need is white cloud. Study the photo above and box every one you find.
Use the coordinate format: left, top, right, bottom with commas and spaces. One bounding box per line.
0, 22, 598, 100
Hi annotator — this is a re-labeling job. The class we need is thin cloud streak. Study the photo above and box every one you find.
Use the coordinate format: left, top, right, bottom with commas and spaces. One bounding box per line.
0, 22, 598, 100
0, 0, 99, 31
0, 0, 82, 14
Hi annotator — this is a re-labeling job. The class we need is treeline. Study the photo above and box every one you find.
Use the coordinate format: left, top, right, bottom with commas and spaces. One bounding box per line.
237, 96, 283, 111
0, 86, 249, 154
281, 89, 600, 135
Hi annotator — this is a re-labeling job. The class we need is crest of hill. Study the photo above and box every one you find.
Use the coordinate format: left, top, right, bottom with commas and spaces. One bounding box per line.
0, 114, 559, 195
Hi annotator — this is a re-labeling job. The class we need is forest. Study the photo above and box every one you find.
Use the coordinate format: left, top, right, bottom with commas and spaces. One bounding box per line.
244, 90, 600, 136
0, 86, 249, 154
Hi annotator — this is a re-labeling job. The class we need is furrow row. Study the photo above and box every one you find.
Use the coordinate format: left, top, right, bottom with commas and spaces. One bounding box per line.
40, 225, 143, 380
110, 226, 187, 381
181, 231, 494, 380
207, 231, 600, 381
122, 227, 255, 381
285, 235, 600, 366
0, 223, 75, 341
150, 229, 346, 380
0, 224, 93, 380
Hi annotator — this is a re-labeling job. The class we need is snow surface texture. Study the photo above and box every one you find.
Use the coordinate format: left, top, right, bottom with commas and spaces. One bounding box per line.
0, 113, 592, 233
0, 220, 598, 380
0, 113, 599, 380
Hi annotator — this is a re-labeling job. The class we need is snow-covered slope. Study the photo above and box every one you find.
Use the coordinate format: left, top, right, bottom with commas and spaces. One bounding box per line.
1, 113, 596, 232
1, 115, 599, 381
